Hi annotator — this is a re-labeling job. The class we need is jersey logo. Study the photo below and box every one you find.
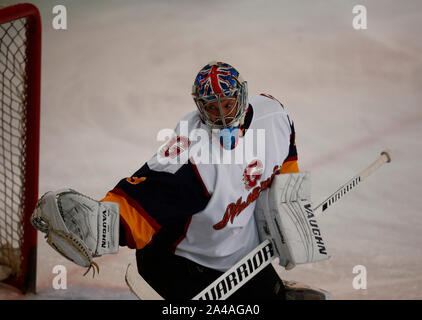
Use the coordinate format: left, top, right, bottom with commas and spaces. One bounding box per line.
242, 159, 263, 191
213, 165, 281, 230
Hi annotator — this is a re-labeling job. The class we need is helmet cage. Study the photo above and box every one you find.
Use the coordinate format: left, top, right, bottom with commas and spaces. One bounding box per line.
193, 76, 248, 130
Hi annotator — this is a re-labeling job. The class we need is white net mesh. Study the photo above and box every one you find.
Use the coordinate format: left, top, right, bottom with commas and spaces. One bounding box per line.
0, 17, 28, 277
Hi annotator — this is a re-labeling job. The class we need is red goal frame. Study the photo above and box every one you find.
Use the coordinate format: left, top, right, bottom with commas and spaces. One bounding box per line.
0, 3, 41, 294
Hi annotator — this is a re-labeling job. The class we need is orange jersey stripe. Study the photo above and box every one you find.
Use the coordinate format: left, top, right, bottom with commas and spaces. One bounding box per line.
279, 159, 299, 174
101, 189, 161, 249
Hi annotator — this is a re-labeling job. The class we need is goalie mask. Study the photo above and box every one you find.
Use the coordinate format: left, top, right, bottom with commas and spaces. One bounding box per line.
192, 61, 248, 130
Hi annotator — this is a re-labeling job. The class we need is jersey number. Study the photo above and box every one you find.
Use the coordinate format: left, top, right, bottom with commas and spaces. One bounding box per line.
160, 136, 190, 159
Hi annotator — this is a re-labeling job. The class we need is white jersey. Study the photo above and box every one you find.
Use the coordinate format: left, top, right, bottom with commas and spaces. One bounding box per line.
103, 94, 298, 272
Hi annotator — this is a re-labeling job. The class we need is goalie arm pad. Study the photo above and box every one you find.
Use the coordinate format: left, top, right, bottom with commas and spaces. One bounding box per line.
255, 172, 330, 270
31, 189, 120, 270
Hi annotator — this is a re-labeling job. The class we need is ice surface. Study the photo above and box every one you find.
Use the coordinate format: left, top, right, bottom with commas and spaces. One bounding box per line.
1, 0, 421, 299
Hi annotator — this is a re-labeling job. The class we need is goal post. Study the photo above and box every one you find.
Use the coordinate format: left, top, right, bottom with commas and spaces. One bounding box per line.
0, 3, 41, 294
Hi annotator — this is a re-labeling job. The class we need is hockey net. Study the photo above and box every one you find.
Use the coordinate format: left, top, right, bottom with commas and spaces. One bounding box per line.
0, 3, 41, 293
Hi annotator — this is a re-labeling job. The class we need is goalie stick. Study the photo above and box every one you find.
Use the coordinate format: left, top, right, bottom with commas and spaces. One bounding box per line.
125, 150, 391, 300
125, 264, 163, 300
313, 149, 391, 217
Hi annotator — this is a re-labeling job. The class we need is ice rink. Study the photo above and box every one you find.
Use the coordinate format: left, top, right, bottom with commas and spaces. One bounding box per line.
1, 0, 421, 300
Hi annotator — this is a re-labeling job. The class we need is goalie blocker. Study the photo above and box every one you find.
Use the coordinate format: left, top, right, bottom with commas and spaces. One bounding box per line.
255, 171, 330, 270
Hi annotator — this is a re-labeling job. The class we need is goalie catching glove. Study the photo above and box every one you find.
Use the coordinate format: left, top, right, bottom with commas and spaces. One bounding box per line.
31, 189, 120, 276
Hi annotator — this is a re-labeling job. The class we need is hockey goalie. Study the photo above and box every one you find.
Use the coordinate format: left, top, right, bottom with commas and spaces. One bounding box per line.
32, 61, 335, 300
